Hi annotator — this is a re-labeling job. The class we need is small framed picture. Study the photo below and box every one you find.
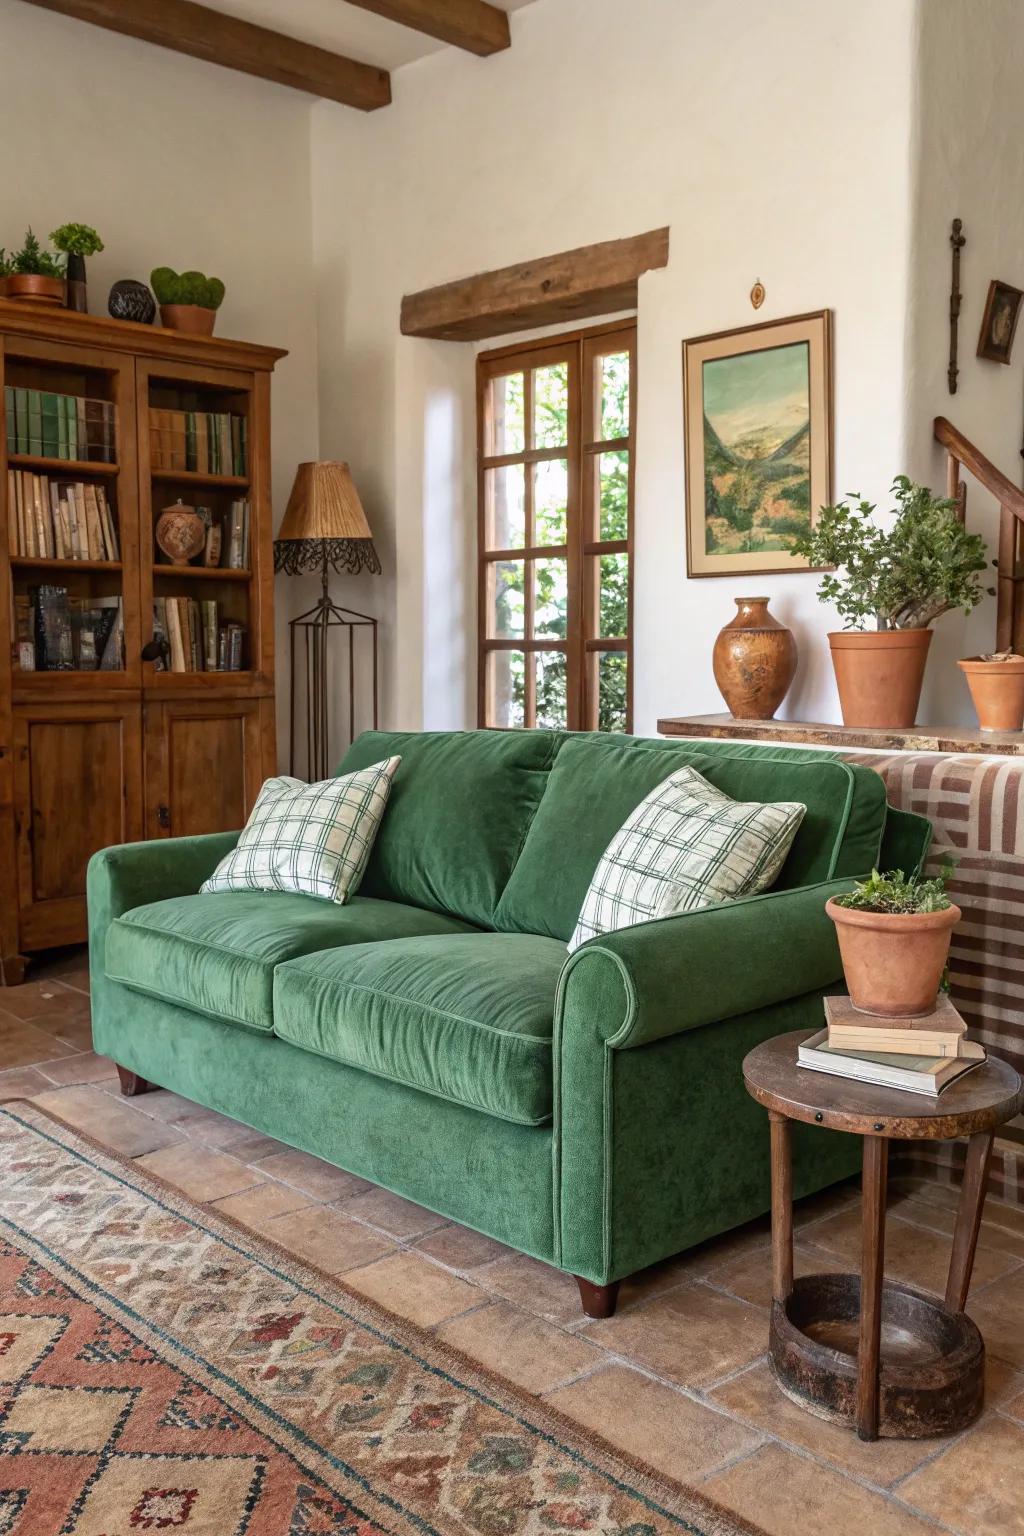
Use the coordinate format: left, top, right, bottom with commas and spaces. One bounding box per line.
682, 310, 833, 577
977, 279, 1023, 364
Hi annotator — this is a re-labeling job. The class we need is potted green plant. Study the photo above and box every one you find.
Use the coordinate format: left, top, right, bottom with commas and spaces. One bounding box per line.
7, 229, 66, 305
0, 249, 11, 300
51, 223, 104, 314
826, 865, 960, 1017
150, 267, 226, 336
958, 649, 1024, 732
792, 477, 990, 728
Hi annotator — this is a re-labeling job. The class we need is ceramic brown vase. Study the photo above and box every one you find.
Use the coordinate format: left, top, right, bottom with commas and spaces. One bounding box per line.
712, 597, 797, 720
156, 500, 205, 565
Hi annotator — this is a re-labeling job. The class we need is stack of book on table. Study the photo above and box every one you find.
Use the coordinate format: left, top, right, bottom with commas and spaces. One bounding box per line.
798, 995, 985, 1096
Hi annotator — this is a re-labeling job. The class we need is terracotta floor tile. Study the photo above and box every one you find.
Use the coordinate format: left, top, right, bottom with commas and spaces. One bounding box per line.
702, 1443, 946, 1536
412, 1224, 513, 1271
0, 980, 83, 1023
31, 1085, 184, 1158
227, 1132, 291, 1163
709, 1361, 946, 1485
968, 1270, 1024, 1368
477, 1253, 584, 1325
264, 1206, 394, 1274
211, 1181, 319, 1231
0, 1018, 76, 1070
546, 1364, 761, 1481
804, 1205, 1021, 1296
135, 1142, 265, 1203
339, 1186, 446, 1240
253, 1147, 371, 1202
0, 1066, 57, 1100
891, 1195, 1024, 1260
35, 1051, 118, 1087
46, 1018, 94, 1052
616, 1227, 771, 1314
344, 1251, 482, 1327
587, 1282, 767, 1391
898, 1415, 1024, 1535
437, 1301, 604, 1394
705, 1241, 846, 1310
131, 1090, 253, 1146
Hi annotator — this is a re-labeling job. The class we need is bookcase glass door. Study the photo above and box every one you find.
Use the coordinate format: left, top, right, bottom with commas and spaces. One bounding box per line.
139, 360, 256, 683
1, 337, 140, 690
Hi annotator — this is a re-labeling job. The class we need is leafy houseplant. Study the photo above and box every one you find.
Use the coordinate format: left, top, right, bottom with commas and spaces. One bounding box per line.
792, 477, 991, 729
7, 229, 66, 306
51, 223, 104, 314
150, 267, 226, 337
826, 865, 961, 1018
958, 650, 1024, 733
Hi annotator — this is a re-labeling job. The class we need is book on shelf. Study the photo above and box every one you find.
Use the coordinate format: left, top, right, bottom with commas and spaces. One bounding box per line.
18, 587, 123, 672
148, 408, 247, 476
823, 994, 967, 1058
6, 470, 120, 561
4, 385, 115, 463
798, 1029, 985, 1096
152, 596, 246, 673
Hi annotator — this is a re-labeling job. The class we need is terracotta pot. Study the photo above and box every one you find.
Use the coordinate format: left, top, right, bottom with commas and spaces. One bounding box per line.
958, 656, 1024, 733
160, 303, 216, 336
713, 596, 797, 720
826, 897, 961, 1017
828, 628, 932, 728
6, 274, 66, 306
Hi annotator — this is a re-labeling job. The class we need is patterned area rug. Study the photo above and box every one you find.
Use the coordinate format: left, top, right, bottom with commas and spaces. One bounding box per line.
0, 1103, 763, 1536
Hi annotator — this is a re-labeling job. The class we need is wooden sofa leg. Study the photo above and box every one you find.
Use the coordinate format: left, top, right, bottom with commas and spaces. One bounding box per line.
116, 1065, 153, 1097
576, 1277, 621, 1319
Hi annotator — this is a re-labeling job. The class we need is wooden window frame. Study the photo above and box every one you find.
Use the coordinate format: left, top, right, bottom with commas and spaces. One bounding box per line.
476, 319, 636, 732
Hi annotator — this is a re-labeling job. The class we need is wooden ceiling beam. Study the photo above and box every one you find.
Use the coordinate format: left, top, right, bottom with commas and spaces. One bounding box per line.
341, 0, 510, 57
401, 228, 671, 341
20, 0, 392, 110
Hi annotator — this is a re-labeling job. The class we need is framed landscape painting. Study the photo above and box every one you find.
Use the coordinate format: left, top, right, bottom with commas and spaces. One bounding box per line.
683, 310, 832, 577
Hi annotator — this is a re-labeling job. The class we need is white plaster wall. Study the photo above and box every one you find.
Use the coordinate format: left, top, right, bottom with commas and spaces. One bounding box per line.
311, 0, 919, 734
904, 0, 1024, 725
0, 0, 320, 761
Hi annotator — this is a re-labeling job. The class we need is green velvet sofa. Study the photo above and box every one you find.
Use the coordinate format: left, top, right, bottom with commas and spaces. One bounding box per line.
88, 729, 930, 1317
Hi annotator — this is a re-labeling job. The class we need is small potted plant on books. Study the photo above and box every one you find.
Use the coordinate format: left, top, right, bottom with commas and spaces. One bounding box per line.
51, 223, 104, 314
826, 865, 960, 1018
792, 477, 990, 728
6, 229, 66, 305
151, 267, 226, 336
958, 649, 1024, 733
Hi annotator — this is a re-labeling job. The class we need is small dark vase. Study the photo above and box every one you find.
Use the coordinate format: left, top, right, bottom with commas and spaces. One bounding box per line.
108, 278, 156, 325
713, 596, 797, 720
65, 252, 87, 314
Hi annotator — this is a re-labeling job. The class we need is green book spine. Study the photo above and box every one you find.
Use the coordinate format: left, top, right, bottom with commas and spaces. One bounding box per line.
208, 413, 218, 474
27, 391, 43, 456
56, 395, 69, 461
14, 389, 29, 453
40, 394, 60, 458
185, 411, 196, 472
4, 386, 14, 455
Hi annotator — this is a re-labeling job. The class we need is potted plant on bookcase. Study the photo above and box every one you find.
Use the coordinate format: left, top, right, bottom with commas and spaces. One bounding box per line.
0, 250, 11, 300
792, 477, 991, 728
6, 229, 66, 305
151, 267, 226, 337
51, 223, 104, 314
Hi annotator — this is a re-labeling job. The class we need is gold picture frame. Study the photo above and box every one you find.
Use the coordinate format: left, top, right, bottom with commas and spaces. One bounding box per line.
683, 309, 833, 578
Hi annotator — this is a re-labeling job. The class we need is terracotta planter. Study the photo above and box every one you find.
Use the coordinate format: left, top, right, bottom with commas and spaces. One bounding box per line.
713, 596, 797, 720
160, 303, 216, 336
826, 897, 961, 1017
6, 274, 66, 306
958, 656, 1024, 733
828, 628, 932, 728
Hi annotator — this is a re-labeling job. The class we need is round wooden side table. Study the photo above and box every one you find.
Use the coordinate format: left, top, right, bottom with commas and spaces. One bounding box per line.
743, 1030, 1023, 1442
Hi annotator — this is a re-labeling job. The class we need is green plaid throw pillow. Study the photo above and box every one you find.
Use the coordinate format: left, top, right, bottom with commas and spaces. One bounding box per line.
569, 765, 805, 951
201, 756, 400, 904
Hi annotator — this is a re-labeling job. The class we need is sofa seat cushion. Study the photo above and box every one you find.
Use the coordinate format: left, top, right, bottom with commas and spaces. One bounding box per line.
273, 932, 567, 1126
105, 892, 478, 1034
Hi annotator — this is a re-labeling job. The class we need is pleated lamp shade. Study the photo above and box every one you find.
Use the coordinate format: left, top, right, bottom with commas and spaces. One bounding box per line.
274, 461, 381, 576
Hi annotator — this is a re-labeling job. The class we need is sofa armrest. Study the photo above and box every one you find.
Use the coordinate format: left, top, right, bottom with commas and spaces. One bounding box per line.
558, 876, 854, 1052
88, 832, 240, 928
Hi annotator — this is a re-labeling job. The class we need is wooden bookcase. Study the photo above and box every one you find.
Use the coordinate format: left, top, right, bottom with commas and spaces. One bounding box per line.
0, 301, 286, 981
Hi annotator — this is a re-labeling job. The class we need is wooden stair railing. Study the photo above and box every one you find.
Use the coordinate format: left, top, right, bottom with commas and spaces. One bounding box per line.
934, 416, 1024, 651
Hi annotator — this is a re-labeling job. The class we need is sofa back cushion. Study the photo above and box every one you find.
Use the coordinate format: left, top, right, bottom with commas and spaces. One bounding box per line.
337, 729, 560, 928
493, 734, 888, 940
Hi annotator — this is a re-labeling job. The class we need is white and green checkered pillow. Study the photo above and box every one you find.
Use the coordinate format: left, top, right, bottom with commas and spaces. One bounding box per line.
201, 756, 400, 904
568, 765, 805, 951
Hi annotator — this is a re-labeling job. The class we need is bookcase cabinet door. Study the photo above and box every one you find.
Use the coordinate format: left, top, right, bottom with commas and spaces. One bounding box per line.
144, 699, 268, 839
13, 702, 143, 949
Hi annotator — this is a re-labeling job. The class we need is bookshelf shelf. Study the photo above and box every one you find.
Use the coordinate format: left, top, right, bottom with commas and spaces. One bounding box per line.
11, 557, 123, 573
151, 469, 249, 489
152, 564, 251, 582
8, 454, 119, 477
